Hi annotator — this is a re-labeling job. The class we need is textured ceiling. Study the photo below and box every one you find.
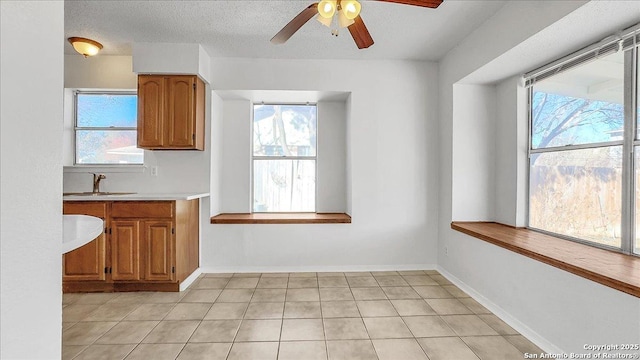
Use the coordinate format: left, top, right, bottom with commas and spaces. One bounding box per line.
64, 0, 506, 61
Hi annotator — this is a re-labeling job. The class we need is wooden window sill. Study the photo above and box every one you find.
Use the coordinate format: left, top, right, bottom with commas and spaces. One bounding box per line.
451, 222, 640, 298
210, 213, 351, 224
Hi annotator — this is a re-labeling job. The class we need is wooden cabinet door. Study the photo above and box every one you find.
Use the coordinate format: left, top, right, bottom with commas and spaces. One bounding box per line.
111, 220, 141, 281
166, 76, 195, 147
63, 202, 107, 282
144, 221, 174, 281
63, 234, 106, 281
138, 75, 165, 148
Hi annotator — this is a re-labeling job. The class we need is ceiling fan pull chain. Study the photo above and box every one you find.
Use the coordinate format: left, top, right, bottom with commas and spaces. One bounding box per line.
331, 14, 339, 37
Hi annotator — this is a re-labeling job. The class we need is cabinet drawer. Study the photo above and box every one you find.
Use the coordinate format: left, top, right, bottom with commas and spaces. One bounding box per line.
111, 201, 174, 218
64, 201, 108, 219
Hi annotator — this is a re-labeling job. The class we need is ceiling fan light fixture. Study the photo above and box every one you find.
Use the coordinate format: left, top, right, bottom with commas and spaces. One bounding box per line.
341, 0, 361, 20
317, 0, 337, 18
337, 10, 355, 28
68, 37, 103, 57
316, 14, 333, 27
273, 0, 441, 50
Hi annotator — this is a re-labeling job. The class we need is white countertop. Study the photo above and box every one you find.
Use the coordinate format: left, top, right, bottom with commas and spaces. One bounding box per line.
63, 192, 210, 201
63, 215, 104, 254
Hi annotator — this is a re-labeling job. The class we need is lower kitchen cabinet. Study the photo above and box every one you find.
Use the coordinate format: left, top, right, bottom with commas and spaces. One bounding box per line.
62, 202, 108, 282
62, 199, 199, 293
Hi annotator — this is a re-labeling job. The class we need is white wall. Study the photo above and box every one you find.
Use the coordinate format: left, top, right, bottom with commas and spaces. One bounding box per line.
439, 0, 589, 224
0, 1, 64, 358
345, 94, 353, 215
65, 55, 136, 89
62, 55, 138, 167
62, 56, 211, 195
216, 97, 347, 214
61, 54, 439, 270
18, 0, 640, 357
494, 76, 528, 227
220, 100, 251, 213
441, 231, 640, 354
210, 91, 224, 216
203, 58, 440, 271
451, 84, 496, 221
439, 0, 640, 354
317, 101, 346, 212
132, 43, 211, 84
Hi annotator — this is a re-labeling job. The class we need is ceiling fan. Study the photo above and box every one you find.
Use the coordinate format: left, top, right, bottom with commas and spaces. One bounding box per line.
270, 0, 443, 49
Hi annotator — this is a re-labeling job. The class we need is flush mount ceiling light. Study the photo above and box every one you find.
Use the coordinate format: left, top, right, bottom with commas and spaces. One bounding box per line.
271, 0, 443, 49
68, 37, 103, 57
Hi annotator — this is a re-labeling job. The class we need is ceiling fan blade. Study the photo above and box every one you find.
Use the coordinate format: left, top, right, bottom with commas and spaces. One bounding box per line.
271, 3, 319, 44
348, 15, 374, 49
374, 0, 443, 8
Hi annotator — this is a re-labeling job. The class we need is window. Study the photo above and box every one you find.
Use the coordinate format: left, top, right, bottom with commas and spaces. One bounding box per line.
252, 104, 317, 212
527, 27, 639, 255
74, 92, 142, 165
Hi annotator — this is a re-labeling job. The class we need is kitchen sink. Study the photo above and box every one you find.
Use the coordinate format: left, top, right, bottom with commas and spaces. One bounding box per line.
63, 192, 136, 196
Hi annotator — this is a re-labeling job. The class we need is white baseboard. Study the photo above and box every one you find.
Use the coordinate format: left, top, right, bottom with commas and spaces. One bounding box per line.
179, 268, 203, 291
198, 264, 437, 274
436, 266, 563, 355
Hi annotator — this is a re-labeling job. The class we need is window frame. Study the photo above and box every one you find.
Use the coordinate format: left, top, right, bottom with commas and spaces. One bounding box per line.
250, 102, 318, 213
526, 44, 638, 256
629, 48, 639, 254
73, 90, 141, 166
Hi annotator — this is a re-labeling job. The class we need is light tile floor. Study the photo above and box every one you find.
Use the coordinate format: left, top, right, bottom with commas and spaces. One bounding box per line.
62, 270, 543, 360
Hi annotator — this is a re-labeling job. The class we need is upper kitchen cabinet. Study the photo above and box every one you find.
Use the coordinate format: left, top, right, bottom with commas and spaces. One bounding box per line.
137, 75, 205, 150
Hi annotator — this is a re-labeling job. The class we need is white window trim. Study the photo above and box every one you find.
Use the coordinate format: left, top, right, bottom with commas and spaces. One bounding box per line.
525, 26, 639, 256
73, 90, 142, 166
250, 103, 318, 213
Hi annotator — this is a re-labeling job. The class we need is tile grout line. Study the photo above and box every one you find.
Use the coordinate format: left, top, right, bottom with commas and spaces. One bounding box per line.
352, 280, 380, 360
224, 275, 259, 360
173, 276, 225, 360
318, 278, 330, 360
392, 283, 433, 359
65, 298, 130, 360
125, 288, 199, 359
275, 274, 286, 360
63, 270, 536, 360
67, 292, 182, 360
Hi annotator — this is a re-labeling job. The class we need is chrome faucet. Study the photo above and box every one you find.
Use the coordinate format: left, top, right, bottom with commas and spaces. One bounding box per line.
92, 173, 106, 193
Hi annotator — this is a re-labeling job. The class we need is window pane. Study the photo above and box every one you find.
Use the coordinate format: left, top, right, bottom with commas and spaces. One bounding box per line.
532, 52, 624, 149
77, 94, 137, 128
253, 160, 315, 212
529, 146, 622, 248
76, 130, 143, 164
253, 104, 316, 156
633, 146, 640, 254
